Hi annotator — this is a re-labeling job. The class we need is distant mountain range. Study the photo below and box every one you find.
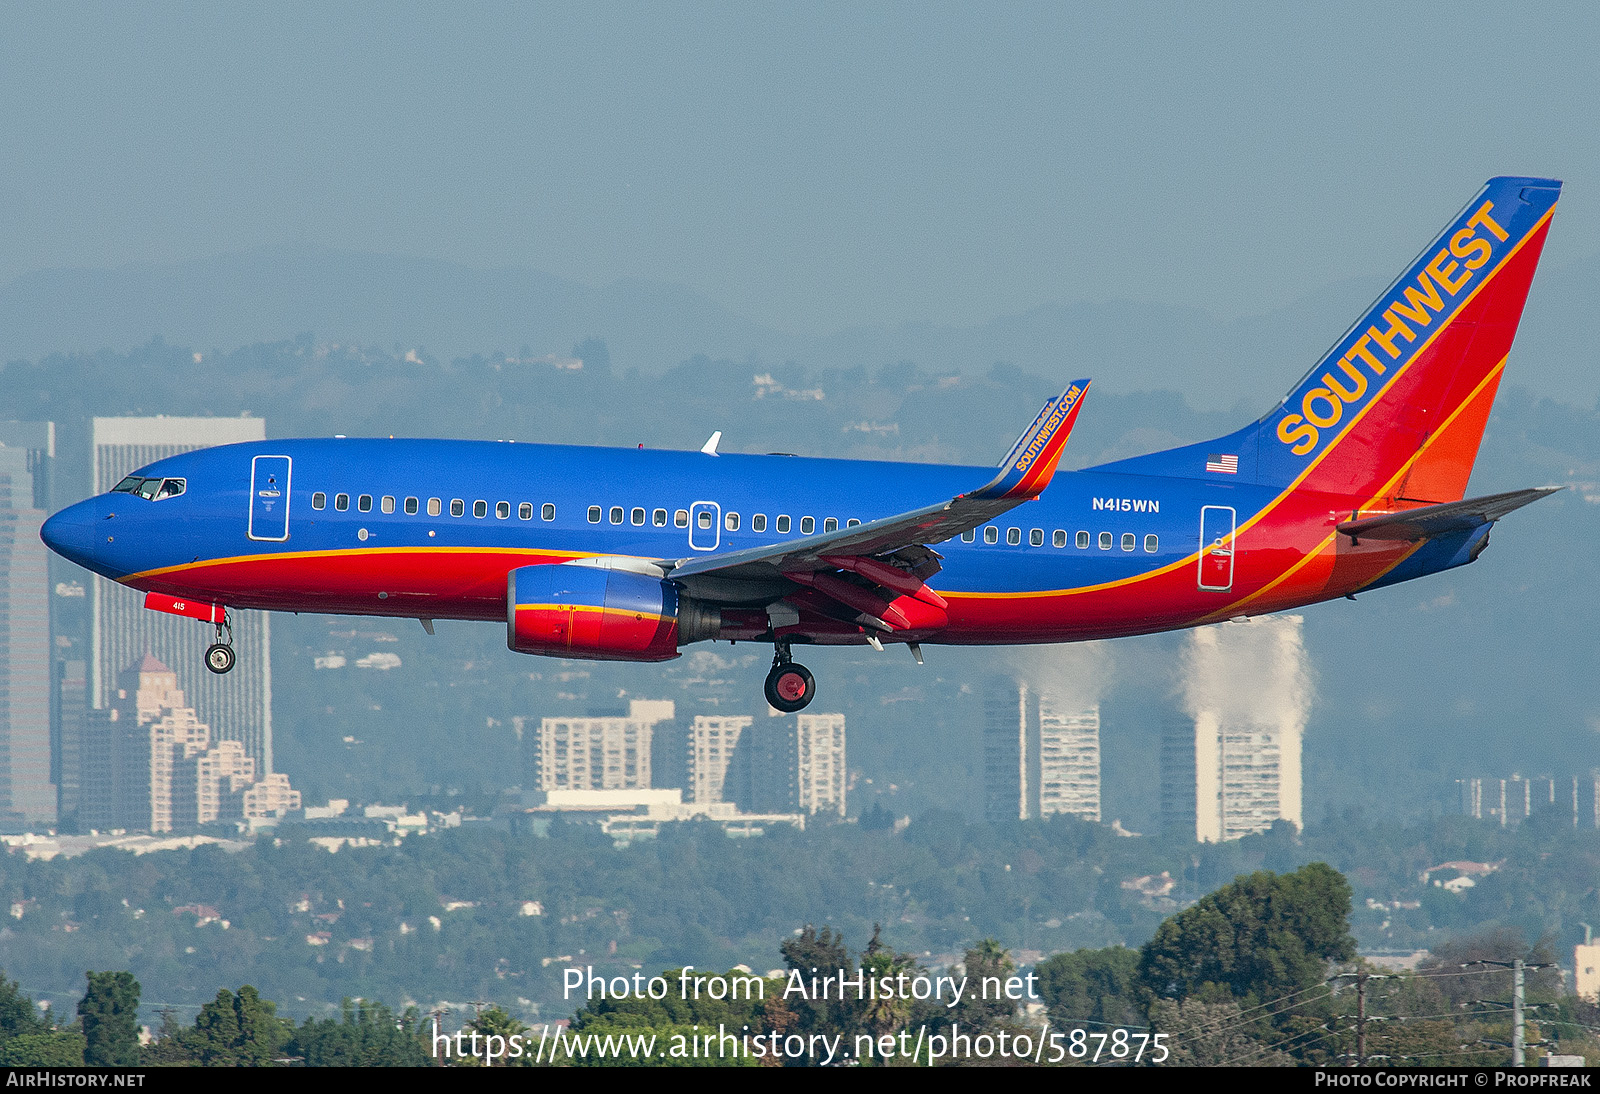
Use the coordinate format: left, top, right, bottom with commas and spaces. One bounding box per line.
4, 247, 1596, 411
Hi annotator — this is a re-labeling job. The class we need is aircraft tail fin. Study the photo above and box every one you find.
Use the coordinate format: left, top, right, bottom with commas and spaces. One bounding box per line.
1091, 177, 1560, 504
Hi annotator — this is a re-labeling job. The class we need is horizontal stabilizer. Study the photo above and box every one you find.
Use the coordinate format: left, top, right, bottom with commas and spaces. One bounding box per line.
1336, 487, 1560, 542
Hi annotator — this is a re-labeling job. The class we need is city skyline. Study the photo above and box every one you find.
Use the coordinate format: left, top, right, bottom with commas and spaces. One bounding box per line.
0, 422, 54, 825
90, 416, 273, 775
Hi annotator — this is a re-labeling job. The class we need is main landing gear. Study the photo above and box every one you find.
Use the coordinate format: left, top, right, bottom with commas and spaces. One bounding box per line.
764, 641, 815, 713
204, 613, 236, 675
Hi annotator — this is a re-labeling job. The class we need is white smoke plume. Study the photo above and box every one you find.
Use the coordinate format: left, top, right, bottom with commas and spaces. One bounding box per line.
1006, 640, 1116, 708
1180, 615, 1314, 729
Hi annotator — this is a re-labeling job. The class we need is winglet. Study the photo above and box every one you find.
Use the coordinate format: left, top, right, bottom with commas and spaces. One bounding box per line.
969, 380, 1090, 500
701, 431, 722, 456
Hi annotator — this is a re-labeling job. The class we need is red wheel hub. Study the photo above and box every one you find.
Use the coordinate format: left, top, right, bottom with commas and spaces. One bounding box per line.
776, 671, 808, 702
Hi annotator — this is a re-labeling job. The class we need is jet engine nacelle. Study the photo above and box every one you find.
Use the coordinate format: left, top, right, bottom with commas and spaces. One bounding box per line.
506, 562, 718, 662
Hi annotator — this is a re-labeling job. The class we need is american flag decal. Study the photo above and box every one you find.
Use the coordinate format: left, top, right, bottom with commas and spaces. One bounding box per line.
1205, 453, 1239, 474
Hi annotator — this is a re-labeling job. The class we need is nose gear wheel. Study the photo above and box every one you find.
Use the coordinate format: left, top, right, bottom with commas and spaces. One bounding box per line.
204, 613, 236, 675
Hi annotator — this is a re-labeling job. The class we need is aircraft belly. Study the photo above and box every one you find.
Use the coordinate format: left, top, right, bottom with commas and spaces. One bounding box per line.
132, 546, 578, 623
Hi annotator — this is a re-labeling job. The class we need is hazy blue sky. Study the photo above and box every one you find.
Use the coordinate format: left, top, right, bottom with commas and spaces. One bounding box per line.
4, 1, 1598, 333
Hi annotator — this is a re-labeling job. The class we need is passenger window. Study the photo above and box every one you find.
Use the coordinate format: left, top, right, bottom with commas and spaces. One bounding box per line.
358, 494, 373, 513
609, 506, 623, 524
800, 516, 815, 535
697, 511, 712, 529
588, 506, 602, 524
428, 498, 442, 516
725, 512, 740, 531
823, 517, 838, 533
405, 497, 419, 515
1145, 534, 1159, 553
312, 492, 326, 510
1099, 532, 1112, 550
381, 496, 395, 514
158, 479, 185, 499
653, 508, 667, 526
847, 519, 860, 528
496, 501, 511, 519
1076, 531, 1090, 549
1030, 529, 1044, 547
1122, 533, 1136, 551
474, 500, 489, 518
1052, 530, 1066, 548
542, 503, 556, 521
675, 509, 689, 528
519, 502, 533, 520
984, 526, 998, 544
450, 499, 465, 517
962, 529, 975, 543
632, 507, 646, 526
1007, 528, 1021, 546
335, 493, 350, 512
777, 515, 791, 533
752, 514, 767, 532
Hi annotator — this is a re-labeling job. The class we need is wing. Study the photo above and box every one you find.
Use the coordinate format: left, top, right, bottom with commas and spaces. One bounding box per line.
664, 380, 1089, 634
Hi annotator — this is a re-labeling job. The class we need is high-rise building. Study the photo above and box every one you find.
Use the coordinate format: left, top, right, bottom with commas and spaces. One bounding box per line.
983, 677, 1101, 824
90, 417, 272, 773
0, 422, 56, 826
1456, 773, 1600, 828
795, 713, 847, 818
687, 715, 753, 804
1159, 715, 1199, 838
525, 700, 672, 791
54, 659, 87, 829
1174, 616, 1307, 843
1038, 698, 1101, 823
746, 712, 847, 817
79, 653, 295, 833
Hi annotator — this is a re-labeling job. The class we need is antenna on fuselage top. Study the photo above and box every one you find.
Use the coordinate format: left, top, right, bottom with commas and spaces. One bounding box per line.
700, 431, 722, 456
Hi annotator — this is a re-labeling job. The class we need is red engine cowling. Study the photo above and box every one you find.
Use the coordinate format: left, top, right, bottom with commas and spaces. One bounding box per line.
506, 563, 717, 662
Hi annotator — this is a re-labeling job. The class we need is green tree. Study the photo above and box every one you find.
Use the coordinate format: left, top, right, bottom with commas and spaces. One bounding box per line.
1138, 862, 1356, 1005
1147, 998, 1293, 1066
285, 1000, 431, 1067
1035, 946, 1143, 1029
0, 971, 46, 1041
953, 939, 1017, 1031
780, 924, 855, 1061
186, 986, 289, 1066
859, 925, 918, 1040
0, 1032, 87, 1067
568, 968, 788, 1067
140, 1008, 193, 1066
78, 971, 140, 1067
457, 1006, 527, 1067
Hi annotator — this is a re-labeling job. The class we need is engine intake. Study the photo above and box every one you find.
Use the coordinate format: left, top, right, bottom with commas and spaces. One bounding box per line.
507, 563, 717, 661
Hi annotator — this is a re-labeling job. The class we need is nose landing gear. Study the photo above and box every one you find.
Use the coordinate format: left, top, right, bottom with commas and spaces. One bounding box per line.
764, 641, 815, 713
204, 614, 236, 675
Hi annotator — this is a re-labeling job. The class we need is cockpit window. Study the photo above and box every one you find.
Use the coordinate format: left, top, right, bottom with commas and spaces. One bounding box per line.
117, 476, 187, 500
